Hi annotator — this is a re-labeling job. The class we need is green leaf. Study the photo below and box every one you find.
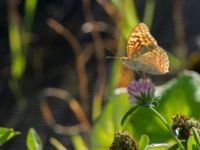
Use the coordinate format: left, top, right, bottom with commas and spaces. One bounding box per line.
127, 71, 200, 142
8, 10, 25, 80
121, 105, 139, 127
139, 135, 149, 150
167, 52, 181, 69
110, 0, 138, 47
71, 135, 88, 150
90, 90, 132, 150
0, 127, 20, 145
192, 127, 200, 147
188, 134, 200, 150
49, 137, 68, 150
24, 0, 38, 32
146, 143, 170, 150
90, 70, 200, 149
107, 0, 139, 100
26, 128, 43, 150
111, 0, 138, 30
143, 0, 156, 27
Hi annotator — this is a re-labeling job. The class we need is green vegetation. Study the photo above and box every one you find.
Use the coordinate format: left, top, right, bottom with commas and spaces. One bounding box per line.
2, 0, 200, 149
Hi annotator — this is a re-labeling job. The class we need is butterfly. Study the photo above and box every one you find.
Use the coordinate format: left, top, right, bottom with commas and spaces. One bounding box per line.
120, 23, 169, 74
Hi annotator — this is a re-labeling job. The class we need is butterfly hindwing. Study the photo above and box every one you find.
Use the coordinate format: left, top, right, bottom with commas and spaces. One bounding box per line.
132, 46, 169, 74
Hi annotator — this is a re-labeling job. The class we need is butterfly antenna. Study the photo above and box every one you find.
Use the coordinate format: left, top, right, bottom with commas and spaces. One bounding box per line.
134, 71, 145, 80
106, 56, 120, 59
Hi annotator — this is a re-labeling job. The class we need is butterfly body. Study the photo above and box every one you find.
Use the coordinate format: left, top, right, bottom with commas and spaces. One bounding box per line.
121, 23, 169, 74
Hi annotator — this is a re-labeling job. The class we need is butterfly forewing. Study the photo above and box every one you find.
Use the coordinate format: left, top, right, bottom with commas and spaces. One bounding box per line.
127, 23, 158, 58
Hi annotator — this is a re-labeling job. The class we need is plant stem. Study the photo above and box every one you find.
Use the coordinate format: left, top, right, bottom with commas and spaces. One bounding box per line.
149, 107, 185, 150
121, 105, 139, 128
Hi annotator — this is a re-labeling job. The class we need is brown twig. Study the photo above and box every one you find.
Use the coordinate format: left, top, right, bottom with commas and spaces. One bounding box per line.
40, 88, 90, 135
82, 0, 107, 118
96, 0, 119, 23
173, 0, 187, 68
47, 18, 90, 113
47, 18, 81, 55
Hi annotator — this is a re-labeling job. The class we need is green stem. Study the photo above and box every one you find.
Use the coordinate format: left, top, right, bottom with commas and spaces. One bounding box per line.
121, 105, 139, 128
143, 0, 155, 28
149, 107, 185, 150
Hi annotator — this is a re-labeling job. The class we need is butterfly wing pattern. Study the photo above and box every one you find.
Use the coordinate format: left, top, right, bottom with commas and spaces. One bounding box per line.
121, 23, 169, 74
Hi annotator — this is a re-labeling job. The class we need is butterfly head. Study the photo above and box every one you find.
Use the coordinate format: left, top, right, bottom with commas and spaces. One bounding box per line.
120, 56, 128, 64
120, 56, 143, 72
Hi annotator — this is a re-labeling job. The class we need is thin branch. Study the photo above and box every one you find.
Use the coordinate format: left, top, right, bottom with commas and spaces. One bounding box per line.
47, 18, 90, 113
173, 0, 187, 68
82, 0, 107, 118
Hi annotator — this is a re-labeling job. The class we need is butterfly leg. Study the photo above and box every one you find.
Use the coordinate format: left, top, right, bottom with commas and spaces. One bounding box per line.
135, 71, 146, 79
142, 72, 147, 79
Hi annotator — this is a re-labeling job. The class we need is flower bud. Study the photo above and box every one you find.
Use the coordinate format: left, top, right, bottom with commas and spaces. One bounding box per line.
127, 79, 155, 106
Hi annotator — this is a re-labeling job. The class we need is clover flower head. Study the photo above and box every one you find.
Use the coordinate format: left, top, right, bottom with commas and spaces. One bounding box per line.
110, 132, 137, 150
127, 79, 155, 105
172, 114, 200, 140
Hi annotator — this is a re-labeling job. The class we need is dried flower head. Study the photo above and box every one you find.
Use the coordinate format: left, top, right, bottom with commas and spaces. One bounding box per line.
110, 132, 137, 150
172, 114, 200, 140
127, 79, 156, 106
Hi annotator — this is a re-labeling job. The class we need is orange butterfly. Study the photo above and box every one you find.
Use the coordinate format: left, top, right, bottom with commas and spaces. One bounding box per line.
120, 23, 169, 74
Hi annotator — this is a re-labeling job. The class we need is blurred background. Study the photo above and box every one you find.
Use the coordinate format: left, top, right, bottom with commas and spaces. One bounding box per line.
1, 0, 200, 149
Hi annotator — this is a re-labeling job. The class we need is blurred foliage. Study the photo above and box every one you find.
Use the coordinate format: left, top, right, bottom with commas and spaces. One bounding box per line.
50, 137, 68, 150
26, 128, 43, 150
24, 0, 38, 32
0, 128, 20, 146
8, 12, 25, 80
111, 0, 138, 37
188, 133, 200, 150
192, 127, 200, 148
2, 0, 200, 149
89, 70, 200, 149
138, 135, 150, 150
8, 0, 38, 80
6, 0, 38, 129
143, 0, 155, 28
107, 0, 139, 95
90, 90, 131, 149
71, 135, 88, 150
